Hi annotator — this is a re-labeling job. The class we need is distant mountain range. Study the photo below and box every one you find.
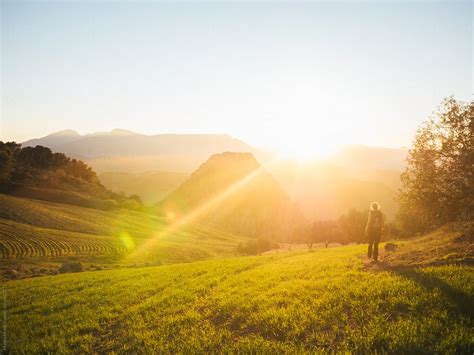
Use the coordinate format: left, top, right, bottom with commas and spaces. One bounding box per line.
23, 129, 255, 173
21, 129, 408, 220
22, 129, 407, 173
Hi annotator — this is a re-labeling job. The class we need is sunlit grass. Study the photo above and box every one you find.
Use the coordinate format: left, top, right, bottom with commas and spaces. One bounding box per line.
7, 244, 473, 353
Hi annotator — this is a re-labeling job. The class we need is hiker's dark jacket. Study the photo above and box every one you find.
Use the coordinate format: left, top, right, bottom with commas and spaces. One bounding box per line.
365, 210, 384, 238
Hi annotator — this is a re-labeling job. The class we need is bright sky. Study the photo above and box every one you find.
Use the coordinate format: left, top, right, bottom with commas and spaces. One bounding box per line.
1, 1, 472, 158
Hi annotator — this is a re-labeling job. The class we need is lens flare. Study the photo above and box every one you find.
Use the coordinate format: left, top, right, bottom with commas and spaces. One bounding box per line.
166, 211, 176, 222
119, 232, 136, 251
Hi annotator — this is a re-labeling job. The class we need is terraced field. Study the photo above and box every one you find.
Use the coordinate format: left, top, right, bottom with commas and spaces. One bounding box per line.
0, 219, 128, 258
0, 194, 250, 276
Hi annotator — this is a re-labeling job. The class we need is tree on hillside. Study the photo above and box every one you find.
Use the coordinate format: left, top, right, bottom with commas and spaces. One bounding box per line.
237, 238, 277, 255
307, 220, 342, 248
0, 142, 142, 210
17, 146, 56, 169
293, 225, 313, 250
398, 97, 473, 234
0, 142, 16, 184
337, 209, 367, 244
300, 208, 396, 249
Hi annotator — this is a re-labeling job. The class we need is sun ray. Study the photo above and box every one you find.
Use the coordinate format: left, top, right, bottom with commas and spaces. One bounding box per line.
127, 157, 280, 259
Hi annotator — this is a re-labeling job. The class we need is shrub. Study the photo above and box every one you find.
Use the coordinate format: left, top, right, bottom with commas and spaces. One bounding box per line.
237, 238, 277, 255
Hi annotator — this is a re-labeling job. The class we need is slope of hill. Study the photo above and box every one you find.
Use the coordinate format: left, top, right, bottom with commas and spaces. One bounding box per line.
159, 152, 304, 240
6, 227, 472, 353
0, 194, 250, 277
99, 171, 188, 205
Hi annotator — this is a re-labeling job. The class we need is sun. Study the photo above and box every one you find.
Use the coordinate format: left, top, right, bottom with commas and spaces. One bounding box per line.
272, 136, 339, 162
255, 120, 348, 162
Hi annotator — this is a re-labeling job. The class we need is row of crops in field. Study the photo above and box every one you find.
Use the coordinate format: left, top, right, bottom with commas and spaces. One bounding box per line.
0, 194, 249, 267
0, 219, 128, 258
0, 194, 164, 237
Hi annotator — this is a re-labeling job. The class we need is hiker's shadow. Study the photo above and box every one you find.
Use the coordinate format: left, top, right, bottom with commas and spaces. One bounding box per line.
389, 266, 473, 319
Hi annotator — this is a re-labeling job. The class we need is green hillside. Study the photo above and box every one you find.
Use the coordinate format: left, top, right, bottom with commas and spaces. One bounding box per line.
6, 228, 473, 353
0, 194, 249, 277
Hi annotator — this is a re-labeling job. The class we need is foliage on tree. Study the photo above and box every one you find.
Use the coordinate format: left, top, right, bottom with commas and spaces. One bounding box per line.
310, 220, 342, 248
398, 97, 473, 234
0, 142, 16, 184
296, 208, 400, 249
296, 220, 342, 249
337, 209, 367, 244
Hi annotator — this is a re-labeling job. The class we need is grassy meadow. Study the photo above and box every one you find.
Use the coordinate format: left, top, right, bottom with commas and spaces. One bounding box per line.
1, 195, 472, 353
7, 238, 473, 353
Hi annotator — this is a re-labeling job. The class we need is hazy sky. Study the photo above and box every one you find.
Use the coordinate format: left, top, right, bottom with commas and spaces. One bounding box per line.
1, 1, 472, 157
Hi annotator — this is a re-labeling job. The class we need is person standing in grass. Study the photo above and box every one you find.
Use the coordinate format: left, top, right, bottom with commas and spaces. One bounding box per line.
365, 202, 384, 261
